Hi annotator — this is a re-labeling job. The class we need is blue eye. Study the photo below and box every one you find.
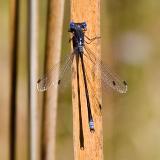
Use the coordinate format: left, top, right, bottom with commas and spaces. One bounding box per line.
70, 22, 75, 30
81, 22, 87, 29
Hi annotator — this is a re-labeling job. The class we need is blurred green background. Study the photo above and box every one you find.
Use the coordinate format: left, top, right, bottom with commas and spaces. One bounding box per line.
1, 0, 160, 159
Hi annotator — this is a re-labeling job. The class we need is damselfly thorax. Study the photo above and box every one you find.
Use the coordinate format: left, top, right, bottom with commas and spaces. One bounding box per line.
69, 22, 86, 54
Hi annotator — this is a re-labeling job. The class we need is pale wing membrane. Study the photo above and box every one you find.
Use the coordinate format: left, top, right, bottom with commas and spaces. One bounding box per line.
37, 52, 74, 92
84, 45, 127, 93
84, 66, 102, 116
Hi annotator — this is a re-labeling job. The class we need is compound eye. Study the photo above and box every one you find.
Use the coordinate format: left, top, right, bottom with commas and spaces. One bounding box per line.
70, 22, 75, 30
81, 22, 87, 29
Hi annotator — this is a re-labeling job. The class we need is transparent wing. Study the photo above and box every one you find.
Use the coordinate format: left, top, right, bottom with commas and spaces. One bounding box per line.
37, 52, 74, 92
84, 44, 127, 93
84, 68, 102, 116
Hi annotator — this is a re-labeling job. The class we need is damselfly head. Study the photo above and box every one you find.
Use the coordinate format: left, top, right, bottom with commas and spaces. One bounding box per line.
69, 21, 87, 32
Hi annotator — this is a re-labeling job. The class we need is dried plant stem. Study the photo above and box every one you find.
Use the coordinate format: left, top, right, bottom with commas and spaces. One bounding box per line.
42, 0, 65, 160
71, 0, 103, 159
9, 0, 19, 160
28, 0, 40, 160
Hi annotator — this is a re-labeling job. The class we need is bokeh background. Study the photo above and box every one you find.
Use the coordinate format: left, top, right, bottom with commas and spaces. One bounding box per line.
1, 0, 160, 159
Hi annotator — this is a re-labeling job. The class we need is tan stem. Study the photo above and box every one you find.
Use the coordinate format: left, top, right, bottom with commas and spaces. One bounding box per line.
42, 0, 65, 160
28, 0, 40, 160
9, 0, 19, 159
71, 0, 103, 159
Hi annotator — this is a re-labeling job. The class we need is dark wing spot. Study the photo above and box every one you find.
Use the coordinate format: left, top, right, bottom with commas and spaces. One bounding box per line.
58, 80, 61, 85
37, 79, 41, 83
112, 81, 116, 86
123, 81, 127, 86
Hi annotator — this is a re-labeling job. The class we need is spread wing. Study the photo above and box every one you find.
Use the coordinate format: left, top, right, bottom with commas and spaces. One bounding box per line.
84, 44, 127, 93
37, 52, 74, 92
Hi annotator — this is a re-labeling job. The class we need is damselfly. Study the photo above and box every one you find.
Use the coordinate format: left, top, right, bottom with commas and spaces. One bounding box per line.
37, 21, 127, 149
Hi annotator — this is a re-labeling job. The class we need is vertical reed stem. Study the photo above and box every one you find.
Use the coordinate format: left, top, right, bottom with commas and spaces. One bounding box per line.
9, 0, 19, 160
42, 0, 65, 159
71, 0, 103, 159
28, 0, 40, 160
